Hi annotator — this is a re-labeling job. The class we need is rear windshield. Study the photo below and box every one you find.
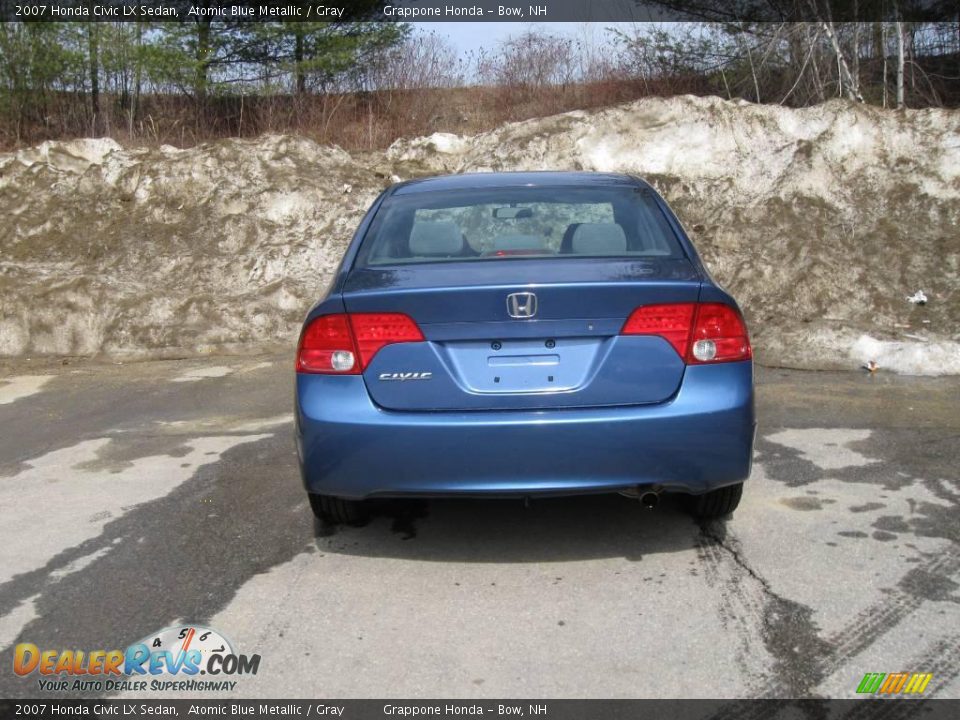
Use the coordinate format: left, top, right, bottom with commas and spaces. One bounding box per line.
355, 186, 684, 267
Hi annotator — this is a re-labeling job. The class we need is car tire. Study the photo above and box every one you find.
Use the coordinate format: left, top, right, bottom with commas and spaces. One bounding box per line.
690, 483, 743, 519
308, 493, 368, 525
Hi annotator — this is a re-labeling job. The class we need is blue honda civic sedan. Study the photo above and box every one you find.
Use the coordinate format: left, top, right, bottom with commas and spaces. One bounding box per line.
295, 172, 755, 523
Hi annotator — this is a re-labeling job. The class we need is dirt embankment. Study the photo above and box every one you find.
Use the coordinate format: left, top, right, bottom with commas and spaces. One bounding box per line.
1, 96, 958, 373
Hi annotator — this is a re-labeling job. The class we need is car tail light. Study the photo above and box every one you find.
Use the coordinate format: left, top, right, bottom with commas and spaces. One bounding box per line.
296, 314, 358, 374
296, 313, 424, 374
349, 313, 424, 369
621, 303, 696, 357
621, 302, 751, 364
686, 303, 752, 364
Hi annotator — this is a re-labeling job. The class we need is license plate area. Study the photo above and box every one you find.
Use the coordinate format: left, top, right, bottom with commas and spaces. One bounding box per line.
441, 338, 603, 394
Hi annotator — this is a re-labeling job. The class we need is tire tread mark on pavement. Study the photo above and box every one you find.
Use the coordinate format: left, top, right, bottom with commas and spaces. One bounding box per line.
702, 524, 960, 707
835, 633, 960, 720
698, 521, 832, 702
911, 633, 960, 695
695, 523, 771, 690
902, 632, 960, 699
825, 549, 960, 671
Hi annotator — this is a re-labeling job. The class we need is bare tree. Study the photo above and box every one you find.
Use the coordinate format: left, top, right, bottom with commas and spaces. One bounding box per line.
809, 0, 864, 102
896, 20, 906, 108
87, 22, 100, 134
478, 31, 578, 90
368, 31, 463, 91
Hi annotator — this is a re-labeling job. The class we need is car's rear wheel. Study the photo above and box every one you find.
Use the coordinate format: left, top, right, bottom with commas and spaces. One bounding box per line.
690, 483, 743, 519
308, 493, 368, 525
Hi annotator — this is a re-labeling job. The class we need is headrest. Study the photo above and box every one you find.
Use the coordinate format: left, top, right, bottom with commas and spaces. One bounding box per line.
409, 222, 463, 256
571, 223, 627, 254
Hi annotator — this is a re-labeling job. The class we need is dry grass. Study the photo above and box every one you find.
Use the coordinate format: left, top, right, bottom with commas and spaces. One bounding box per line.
0, 77, 715, 151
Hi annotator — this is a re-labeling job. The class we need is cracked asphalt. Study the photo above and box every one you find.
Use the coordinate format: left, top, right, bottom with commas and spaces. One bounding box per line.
0, 355, 957, 699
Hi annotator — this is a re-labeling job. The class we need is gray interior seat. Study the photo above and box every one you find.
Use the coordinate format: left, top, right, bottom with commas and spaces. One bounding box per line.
492, 234, 543, 251
409, 222, 464, 256
571, 223, 627, 254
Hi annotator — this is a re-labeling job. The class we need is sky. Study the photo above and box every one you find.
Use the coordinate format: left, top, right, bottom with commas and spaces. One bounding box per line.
415, 21, 636, 59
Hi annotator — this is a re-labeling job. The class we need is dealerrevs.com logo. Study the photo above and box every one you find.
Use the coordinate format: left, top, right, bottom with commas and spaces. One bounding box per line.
14, 625, 260, 693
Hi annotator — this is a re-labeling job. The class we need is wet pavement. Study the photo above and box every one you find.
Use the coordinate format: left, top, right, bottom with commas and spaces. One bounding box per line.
0, 355, 957, 698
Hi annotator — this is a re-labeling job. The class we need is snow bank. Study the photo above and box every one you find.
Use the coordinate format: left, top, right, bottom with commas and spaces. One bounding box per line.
0, 134, 379, 358
1, 95, 958, 374
10, 138, 122, 172
850, 335, 960, 377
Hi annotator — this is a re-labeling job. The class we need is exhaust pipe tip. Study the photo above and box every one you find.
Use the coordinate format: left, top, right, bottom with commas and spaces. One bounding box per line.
640, 491, 660, 509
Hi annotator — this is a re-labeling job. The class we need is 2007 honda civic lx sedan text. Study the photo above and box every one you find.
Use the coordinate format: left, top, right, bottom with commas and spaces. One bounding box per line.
295, 172, 755, 524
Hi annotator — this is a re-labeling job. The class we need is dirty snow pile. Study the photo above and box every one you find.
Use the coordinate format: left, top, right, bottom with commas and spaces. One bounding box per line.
1, 95, 958, 374
0, 135, 380, 358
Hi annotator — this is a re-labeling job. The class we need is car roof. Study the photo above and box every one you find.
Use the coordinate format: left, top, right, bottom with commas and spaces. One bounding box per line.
391, 171, 647, 195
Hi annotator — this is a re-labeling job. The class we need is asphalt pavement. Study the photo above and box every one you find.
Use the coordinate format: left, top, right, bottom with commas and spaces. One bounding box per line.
0, 354, 957, 699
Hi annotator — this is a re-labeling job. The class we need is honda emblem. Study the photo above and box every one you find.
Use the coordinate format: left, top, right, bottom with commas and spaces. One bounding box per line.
506, 292, 538, 319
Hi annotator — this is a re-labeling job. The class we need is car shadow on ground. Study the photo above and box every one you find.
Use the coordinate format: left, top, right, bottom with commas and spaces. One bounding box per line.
0, 422, 733, 697
312, 493, 719, 564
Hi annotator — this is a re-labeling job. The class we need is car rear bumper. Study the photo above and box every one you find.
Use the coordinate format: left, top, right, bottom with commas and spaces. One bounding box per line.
295, 361, 755, 499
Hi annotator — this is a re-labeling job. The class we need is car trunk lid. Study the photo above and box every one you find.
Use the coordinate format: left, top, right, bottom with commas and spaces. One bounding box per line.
342, 258, 701, 411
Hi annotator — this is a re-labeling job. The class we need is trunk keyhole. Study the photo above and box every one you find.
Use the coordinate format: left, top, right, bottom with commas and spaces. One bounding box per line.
545, 339, 556, 349
491, 341, 502, 351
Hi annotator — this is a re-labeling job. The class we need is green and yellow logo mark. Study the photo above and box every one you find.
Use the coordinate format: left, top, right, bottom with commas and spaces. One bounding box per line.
857, 672, 933, 695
